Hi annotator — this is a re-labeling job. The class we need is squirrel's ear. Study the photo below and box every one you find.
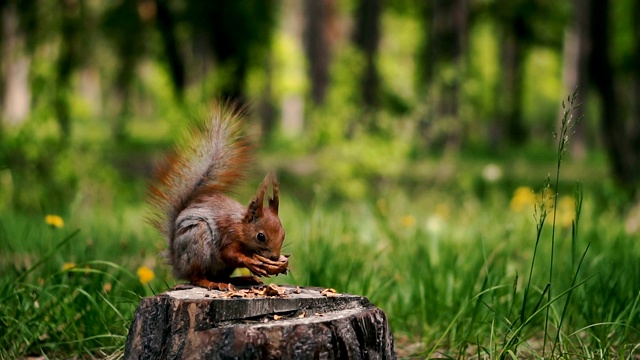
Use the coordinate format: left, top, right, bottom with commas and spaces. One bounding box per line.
268, 176, 279, 215
244, 175, 269, 223
245, 199, 263, 223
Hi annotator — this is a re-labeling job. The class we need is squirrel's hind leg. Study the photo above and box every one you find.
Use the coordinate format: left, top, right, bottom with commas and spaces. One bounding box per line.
191, 277, 235, 291
188, 275, 262, 291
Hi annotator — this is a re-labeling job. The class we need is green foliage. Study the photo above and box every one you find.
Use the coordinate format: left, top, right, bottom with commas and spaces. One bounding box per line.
3, 84, 638, 357
0, 218, 152, 358
1, 147, 639, 357
0, 110, 126, 213
1, 114, 77, 212
2, 1, 640, 357
278, 179, 639, 358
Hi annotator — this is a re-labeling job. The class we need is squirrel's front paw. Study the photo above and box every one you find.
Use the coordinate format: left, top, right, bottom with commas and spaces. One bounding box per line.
252, 254, 289, 276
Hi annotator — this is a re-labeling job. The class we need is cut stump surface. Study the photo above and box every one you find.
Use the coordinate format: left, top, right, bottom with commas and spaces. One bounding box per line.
124, 284, 395, 359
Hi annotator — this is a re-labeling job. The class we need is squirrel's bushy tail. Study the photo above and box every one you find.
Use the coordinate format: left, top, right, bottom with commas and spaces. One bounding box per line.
147, 103, 252, 242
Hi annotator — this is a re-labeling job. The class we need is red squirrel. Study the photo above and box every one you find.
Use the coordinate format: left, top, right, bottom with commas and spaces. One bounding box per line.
147, 104, 289, 290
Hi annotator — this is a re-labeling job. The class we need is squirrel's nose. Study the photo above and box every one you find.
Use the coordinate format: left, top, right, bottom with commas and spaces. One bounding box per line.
270, 255, 280, 261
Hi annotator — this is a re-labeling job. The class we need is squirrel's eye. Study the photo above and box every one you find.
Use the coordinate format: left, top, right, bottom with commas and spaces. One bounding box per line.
256, 232, 266, 242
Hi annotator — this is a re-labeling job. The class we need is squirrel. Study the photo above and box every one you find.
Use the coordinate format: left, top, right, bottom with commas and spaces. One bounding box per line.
147, 103, 289, 291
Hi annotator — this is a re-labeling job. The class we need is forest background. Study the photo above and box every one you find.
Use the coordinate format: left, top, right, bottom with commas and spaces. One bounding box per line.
1, 0, 640, 358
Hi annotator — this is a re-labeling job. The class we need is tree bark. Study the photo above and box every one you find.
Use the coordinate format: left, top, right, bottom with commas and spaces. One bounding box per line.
1, 2, 31, 128
303, 0, 337, 106
55, 0, 85, 141
590, 0, 639, 194
630, 0, 640, 193
418, 0, 468, 151
125, 285, 396, 359
499, 26, 525, 145
561, 0, 590, 159
353, 0, 382, 111
155, 0, 185, 99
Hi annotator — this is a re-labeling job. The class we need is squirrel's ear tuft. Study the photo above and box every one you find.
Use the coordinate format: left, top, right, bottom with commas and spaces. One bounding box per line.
244, 175, 269, 223
244, 199, 263, 223
268, 176, 279, 215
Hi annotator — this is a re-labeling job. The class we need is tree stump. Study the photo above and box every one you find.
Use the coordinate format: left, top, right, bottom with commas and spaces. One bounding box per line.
124, 284, 395, 359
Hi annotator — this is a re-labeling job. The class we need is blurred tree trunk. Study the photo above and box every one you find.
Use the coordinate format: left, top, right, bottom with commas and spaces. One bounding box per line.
259, 53, 277, 137
1, 2, 31, 128
418, 0, 468, 151
186, 2, 276, 105
111, 67, 133, 142
561, 0, 590, 158
634, 0, 640, 161
628, 0, 640, 193
55, 0, 85, 141
279, 0, 305, 138
155, 0, 185, 99
103, 1, 148, 142
591, 0, 639, 194
493, 0, 529, 147
353, 0, 381, 113
303, 0, 337, 106
499, 30, 525, 145
487, 0, 568, 149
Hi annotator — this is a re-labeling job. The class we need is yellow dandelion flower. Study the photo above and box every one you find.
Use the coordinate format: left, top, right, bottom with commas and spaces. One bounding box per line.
510, 187, 536, 212
103, 282, 113, 293
62, 262, 76, 271
557, 195, 575, 227
45, 215, 64, 228
401, 215, 416, 228
137, 266, 155, 285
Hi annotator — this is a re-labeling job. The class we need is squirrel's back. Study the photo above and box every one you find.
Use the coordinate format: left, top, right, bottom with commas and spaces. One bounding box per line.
147, 103, 252, 244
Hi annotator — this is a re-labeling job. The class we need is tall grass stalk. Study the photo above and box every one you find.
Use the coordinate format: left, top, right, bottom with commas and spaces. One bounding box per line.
504, 88, 584, 358
520, 175, 549, 327
499, 274, 595, 359
426, 284, 510, 359
543, 87, 581, 356
552, 183, 587, 356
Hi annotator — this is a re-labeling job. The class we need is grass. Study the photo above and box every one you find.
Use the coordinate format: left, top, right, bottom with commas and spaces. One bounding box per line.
1, 97, 639, 359
1, 165, 639, 358
278, 175, 639, 358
